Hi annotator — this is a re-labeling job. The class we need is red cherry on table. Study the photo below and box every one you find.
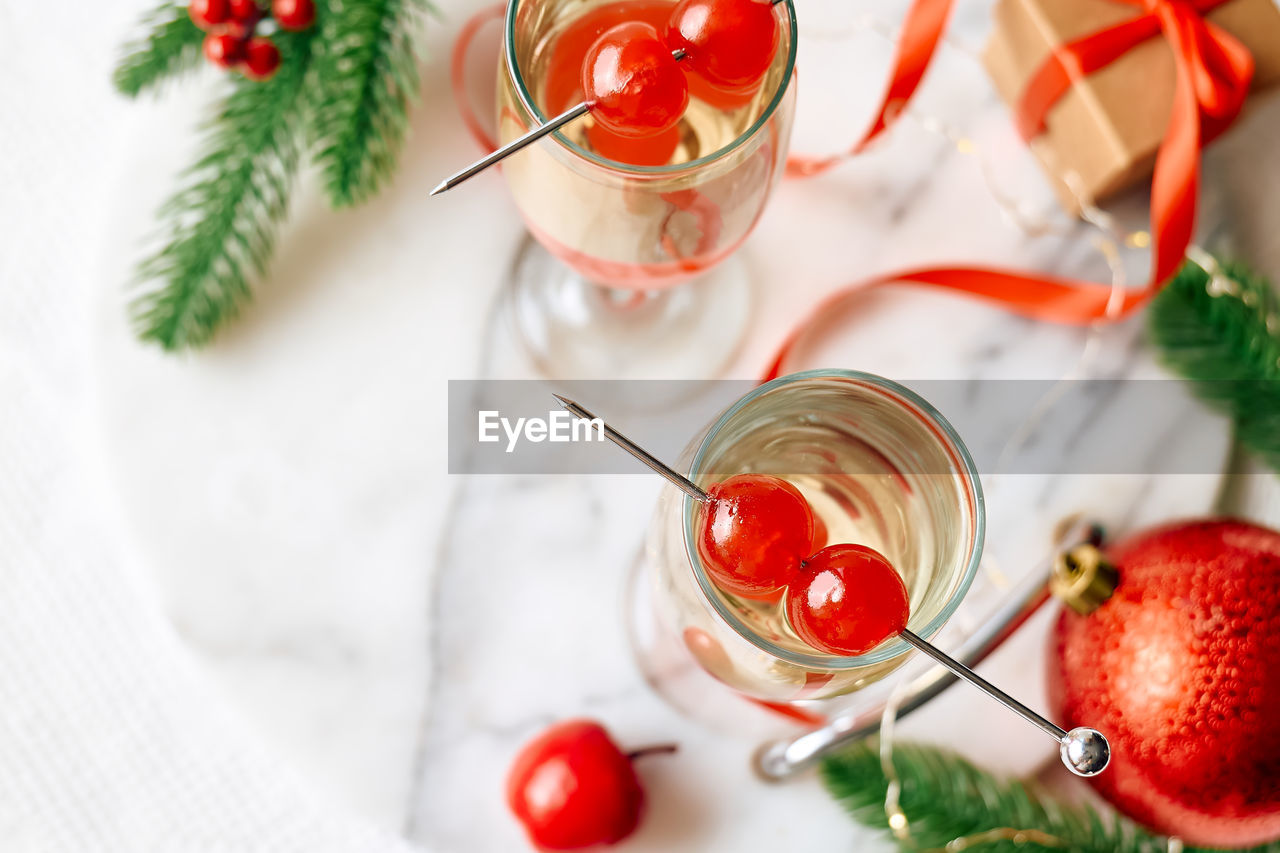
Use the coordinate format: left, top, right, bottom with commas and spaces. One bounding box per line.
203, 32, 245, 68
786, 544, 910, 656
697, 473, 814, 600
241, 37, 280, 80
508, 720, 671, 850
582, 22, 690, 138
808, 513, 828, 552
272, 0, 315, 31
666, 0, 780, 90
189, 0, 231, 30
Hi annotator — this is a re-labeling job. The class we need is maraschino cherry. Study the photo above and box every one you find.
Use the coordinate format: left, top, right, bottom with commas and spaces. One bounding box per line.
809, 513, 828, 552
539, 1, 683, 165
666, 0, 780, 90
507, 719, 674, 850
786, 544, 910, 656
583, 22, 690, 137
697, 473, 815, 599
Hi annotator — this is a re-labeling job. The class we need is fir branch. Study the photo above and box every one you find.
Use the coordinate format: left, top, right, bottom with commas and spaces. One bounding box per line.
130, 30, 316, 350
822, 741, 1280, 853
308, 0, 430, 207
1148, 258, 1280, 473
114, 2, 206, 98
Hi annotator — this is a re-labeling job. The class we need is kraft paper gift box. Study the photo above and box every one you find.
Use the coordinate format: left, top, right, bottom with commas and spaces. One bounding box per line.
983, 0, 1280, 211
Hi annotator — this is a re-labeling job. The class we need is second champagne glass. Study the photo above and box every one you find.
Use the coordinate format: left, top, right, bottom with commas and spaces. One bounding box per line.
631, 370, 985, 722
497, 0, 798, 378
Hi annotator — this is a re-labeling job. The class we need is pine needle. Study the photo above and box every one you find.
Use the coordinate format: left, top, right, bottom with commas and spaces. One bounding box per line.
1148, 258, 1280, 473
130, 30, 316, 351
821, 741, 1280, 852
309, 0, 431, 207
115, 0, 432, 348
114, 2, 206, 98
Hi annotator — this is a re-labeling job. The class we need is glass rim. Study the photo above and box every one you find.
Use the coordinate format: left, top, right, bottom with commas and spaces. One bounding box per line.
503, 0, 799, 176
681, 369, 986, 669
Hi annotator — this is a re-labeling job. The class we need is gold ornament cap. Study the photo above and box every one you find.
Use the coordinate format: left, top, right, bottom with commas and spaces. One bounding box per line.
1051, 544, 1119, 615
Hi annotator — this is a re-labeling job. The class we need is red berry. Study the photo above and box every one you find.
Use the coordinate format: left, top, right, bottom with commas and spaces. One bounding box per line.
241, 37, 281, 80
221, 19, 254, 40
272, 0, 315, 31
698, 474, 814, 599
666, 0, 780, 90
507, 720, 647, 850
587, 121, 680, 166
786, 544, 909, 656
229, 0, 260, 23
203, 32, 245, 68
582, 22, 689, 138
189, 0, 231, 30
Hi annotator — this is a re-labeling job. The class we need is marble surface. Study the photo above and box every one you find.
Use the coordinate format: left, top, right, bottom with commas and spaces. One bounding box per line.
89, 0, 1280, 849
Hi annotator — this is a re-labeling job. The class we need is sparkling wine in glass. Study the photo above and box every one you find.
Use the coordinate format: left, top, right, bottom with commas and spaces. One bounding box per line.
497, 0, 797, 378
631, 370, 985, 721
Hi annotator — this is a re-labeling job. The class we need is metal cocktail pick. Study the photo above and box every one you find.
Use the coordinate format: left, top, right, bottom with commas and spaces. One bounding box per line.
431, 102, 590, 196
553, 394, 1111, 777
431, 0, 786, 196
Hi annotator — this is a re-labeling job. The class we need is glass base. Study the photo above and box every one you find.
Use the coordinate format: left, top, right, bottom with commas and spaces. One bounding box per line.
503, 235, 753, 379
623, 545, 819, 738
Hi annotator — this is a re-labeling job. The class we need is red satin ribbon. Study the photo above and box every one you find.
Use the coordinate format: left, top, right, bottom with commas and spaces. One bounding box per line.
784, 0, 956, 176
766, 0, 1254, 380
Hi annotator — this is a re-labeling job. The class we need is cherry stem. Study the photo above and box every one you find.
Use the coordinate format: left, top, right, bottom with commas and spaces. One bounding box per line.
626, 743, 679, 761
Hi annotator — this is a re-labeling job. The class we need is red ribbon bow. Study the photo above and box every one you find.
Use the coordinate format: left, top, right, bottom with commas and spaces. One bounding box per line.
1015, 0, 1253, 284
766, 0, 1257, 379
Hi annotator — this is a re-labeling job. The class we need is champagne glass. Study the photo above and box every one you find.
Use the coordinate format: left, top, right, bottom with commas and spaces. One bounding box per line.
630, 369, 985, 721
497, 0, 798, 378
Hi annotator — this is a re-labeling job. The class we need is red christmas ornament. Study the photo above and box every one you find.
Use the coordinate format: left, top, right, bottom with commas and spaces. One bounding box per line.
271, 0, 315, 31
1047, 519, 1280, 848
507, 720, 673, 850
